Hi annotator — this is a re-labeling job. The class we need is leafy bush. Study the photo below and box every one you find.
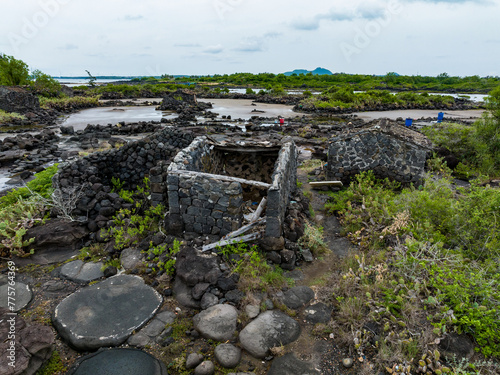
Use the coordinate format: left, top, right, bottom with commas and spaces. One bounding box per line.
29, 69, 62, 97
326, 171, 500, 358
0, 54, 30, 85
0, 165, 58, 257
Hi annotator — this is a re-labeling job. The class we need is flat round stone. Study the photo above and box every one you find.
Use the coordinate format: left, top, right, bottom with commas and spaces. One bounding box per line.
53, 275, 162, 350
67, 348, 167, 375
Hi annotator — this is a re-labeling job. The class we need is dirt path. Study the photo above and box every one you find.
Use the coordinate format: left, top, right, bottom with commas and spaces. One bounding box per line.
284, 161, 374, 374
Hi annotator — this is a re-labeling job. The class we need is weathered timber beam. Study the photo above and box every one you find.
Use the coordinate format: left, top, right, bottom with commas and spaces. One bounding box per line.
169, 170, 272, 189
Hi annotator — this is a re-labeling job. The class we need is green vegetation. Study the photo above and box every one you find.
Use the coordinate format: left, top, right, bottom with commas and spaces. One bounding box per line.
299, 89, 456, 111
168, 71, 499, 93
29, 69, 62, 97
218, 241, 293, 292
0, 54, 30, 85
0, 165, 58, 257
422, 86, 500, 177
36, 351, 67, 375
39, 96, 100, 111
0, 109, 25, 123
324, 171, 500, 363
1, 54, 62, 98
298, 221, 329, 256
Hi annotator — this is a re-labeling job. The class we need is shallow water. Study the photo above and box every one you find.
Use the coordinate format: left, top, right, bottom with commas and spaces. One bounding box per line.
59, 106, 176, 131
352, 109, 484, 121
198, 98, 302, 120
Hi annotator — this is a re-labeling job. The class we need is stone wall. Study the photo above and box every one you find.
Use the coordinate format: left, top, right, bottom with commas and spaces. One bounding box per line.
165, 136, 297, 241
53, 128, 194, 228
265, 141, 298, 240
165, 137, 243, 237
327, 123, 431, 186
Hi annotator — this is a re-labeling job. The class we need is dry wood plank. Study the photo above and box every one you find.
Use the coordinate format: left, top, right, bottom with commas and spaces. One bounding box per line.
222, 217, 266, 241
202, 232, 262, 252
169, 170, 271, 189
309, 181, 343, 188
249, 197, 267, 223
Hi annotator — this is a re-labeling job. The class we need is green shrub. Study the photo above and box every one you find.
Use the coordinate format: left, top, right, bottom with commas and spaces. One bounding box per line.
0, 109, 25, 124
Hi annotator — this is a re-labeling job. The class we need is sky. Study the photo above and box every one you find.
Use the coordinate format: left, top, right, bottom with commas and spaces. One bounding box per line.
0, 0, 499, 77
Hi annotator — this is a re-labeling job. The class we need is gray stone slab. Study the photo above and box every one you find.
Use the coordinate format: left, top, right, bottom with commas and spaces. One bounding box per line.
60, 260, 104, 283
67, 348, 167, 375
53, 275, 162, 351
0, 282, 32, 312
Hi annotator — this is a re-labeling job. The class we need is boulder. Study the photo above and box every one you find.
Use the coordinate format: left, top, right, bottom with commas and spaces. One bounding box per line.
186, 353, 204, 369
214, 343, 241, 368
282, 286, 315, 309
53, 275, 162, 350
239, 310, 300, 359
194, 360, 214, 375
23, 219, 89, 264
175, 247, 221, 286
60, 260, 104, 283
193, 304, 238, 341
304, 303, 332, 324
173, 278, 201, 309
267, 353, 320, 375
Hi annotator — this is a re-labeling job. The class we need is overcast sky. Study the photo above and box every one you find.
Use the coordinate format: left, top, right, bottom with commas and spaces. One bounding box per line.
1, 0, 499, 77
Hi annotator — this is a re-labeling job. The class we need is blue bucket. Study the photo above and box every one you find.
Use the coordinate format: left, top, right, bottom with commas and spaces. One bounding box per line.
405, 118, 413, 127
437, 112, 444, 123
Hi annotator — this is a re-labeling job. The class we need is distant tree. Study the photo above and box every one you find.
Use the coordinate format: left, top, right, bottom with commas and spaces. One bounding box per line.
246, 87, 255, 95
85, 70, 96, 87
0, 54, 30, 85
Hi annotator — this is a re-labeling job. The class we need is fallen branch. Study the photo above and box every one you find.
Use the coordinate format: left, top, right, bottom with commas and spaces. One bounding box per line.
249, 197, 267, 223
202, 232, 262, 252
222, 217, 266, 241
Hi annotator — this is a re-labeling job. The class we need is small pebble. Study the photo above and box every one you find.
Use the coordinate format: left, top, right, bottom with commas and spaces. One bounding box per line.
342, 358, 353, 368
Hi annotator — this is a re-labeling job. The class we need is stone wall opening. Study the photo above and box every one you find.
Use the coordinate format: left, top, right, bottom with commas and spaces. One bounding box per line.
210, 146, 280, 201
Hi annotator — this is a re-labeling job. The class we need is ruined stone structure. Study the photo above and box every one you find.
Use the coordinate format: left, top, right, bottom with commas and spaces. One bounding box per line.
54, 128, 194, 227
327, 122, 432, 186
163, 136, 297, 240
54, 128, 296, 242
0, 86, 39, 113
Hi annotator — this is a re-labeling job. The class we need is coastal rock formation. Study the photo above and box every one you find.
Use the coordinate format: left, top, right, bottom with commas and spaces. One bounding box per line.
0, 86, 39, 113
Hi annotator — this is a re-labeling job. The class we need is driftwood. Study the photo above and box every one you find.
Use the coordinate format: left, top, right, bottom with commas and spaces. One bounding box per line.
222, 217, 266, 241
249, 197, 267, 223
169, 169, 271, 189
309, 181, 343, 188
202, 232, 262, 252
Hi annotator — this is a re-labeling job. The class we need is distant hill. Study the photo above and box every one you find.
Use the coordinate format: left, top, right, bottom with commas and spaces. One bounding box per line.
283, 67, 333, 76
